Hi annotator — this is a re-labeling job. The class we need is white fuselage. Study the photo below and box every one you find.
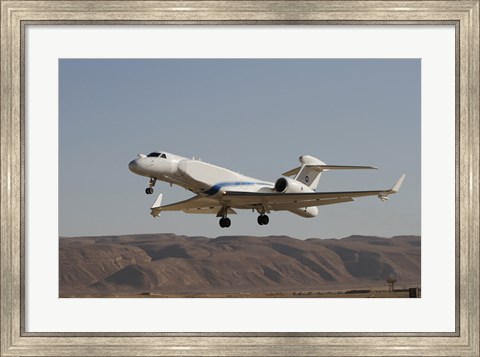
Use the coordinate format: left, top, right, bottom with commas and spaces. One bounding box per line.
129, 152, 274, 195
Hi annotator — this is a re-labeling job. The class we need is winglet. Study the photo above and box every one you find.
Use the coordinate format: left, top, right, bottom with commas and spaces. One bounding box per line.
378, 174, 406, 201
150, 193, 163, 217
389, 174, 406, 193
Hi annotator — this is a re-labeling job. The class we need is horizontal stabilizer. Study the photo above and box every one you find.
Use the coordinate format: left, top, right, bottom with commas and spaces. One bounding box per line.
282, 166, 302, 177
283, 164, 377, 177
309, 165, 377, 170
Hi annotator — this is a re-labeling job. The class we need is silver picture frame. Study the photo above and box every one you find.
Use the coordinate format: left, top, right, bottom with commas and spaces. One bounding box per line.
1, 1, 478, 356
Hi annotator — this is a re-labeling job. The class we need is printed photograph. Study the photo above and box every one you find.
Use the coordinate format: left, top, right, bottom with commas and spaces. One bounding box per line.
59, 59, 421, 298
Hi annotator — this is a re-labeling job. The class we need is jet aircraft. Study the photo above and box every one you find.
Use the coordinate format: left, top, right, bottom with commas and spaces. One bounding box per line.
128, 152, 405, 228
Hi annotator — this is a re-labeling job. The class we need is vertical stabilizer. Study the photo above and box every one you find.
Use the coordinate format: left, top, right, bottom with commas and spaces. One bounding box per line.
294, 156, 326, 190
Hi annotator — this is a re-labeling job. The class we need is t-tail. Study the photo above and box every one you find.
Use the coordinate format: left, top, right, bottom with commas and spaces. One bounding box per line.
282, 155, 377, 190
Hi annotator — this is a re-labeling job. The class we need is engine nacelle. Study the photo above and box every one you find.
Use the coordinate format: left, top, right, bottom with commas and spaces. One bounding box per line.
274, 177, 311, 193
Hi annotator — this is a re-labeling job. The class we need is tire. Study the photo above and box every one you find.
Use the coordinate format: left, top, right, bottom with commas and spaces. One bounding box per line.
257, 216, 264, 225
261, 215, 269, 225
224, 218, 231, 227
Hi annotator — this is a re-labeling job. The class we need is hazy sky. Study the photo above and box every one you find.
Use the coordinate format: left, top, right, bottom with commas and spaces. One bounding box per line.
59, 59, 420, 239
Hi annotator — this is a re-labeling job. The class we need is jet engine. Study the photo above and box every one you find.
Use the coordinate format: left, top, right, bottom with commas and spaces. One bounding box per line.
274, 177, 310, 193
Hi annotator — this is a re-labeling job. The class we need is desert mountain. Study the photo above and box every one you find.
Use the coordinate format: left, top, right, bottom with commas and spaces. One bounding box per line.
59, 234, 420, 296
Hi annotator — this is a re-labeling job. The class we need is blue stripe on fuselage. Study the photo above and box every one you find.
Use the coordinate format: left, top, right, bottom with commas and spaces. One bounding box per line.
204, 182, 269, 196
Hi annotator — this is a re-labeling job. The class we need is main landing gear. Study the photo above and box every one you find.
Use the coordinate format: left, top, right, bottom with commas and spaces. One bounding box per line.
218, 214, 269, 228
257, 214, 269, 225
217, 208, 269, 228
217, 206, 232, 228
145, 178, 156, 195
219, 217, 231, 228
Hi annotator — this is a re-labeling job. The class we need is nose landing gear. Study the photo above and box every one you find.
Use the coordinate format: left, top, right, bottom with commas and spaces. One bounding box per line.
145, 178, 157, 195
257, 214, 269, 225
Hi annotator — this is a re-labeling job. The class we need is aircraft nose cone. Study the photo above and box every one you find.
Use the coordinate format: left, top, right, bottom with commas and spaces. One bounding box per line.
128, 159, 139, 173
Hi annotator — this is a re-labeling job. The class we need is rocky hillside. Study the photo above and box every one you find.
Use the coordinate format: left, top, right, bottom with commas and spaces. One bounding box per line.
59, 234, 420, 296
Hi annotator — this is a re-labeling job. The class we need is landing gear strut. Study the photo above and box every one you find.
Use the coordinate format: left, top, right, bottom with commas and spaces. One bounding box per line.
217, 207, 232, 228
219, 217, 231, 228
145, 178, 156, 195
257, 214, 269, 225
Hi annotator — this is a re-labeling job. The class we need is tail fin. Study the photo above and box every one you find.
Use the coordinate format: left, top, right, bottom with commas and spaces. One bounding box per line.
282, 155, 377, 190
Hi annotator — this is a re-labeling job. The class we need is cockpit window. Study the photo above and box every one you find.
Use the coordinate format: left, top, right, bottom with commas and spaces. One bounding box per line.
147, 152, 167, 159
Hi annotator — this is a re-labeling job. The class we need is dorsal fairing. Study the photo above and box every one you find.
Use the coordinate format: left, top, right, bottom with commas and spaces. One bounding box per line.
176, 159, 251, 192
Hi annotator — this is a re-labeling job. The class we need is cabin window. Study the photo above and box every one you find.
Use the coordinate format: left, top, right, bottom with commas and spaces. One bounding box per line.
147, 152, 161, 157
160, 153, 167, 159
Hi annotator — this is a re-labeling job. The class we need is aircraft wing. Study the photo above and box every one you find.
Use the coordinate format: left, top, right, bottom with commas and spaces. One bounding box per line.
150, 175, 405, 215
222, 190, 381, 208
222, 174, 406, 209
150, 195, 231, 217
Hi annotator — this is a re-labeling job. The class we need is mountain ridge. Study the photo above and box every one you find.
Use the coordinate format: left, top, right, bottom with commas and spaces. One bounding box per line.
59, 233, 420, 296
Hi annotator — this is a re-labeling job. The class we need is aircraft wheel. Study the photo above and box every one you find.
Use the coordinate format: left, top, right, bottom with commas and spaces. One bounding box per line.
224, 217, 231, 228
145, 187, 154, 194
219, 217, 231, 228
257, 216, 264, 225
261, 215, 269, 225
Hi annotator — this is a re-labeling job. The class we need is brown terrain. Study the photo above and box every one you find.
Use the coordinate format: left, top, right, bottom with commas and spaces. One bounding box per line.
59, 234, 420, 298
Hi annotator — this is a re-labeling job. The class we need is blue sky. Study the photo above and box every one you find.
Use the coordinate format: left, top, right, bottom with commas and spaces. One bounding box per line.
59, 59, 420, 239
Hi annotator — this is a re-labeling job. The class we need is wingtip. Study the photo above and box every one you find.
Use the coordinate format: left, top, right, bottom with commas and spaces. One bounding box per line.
390, 174, 406, 193
150, 207, 161, 217
151, 193, 163, 209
